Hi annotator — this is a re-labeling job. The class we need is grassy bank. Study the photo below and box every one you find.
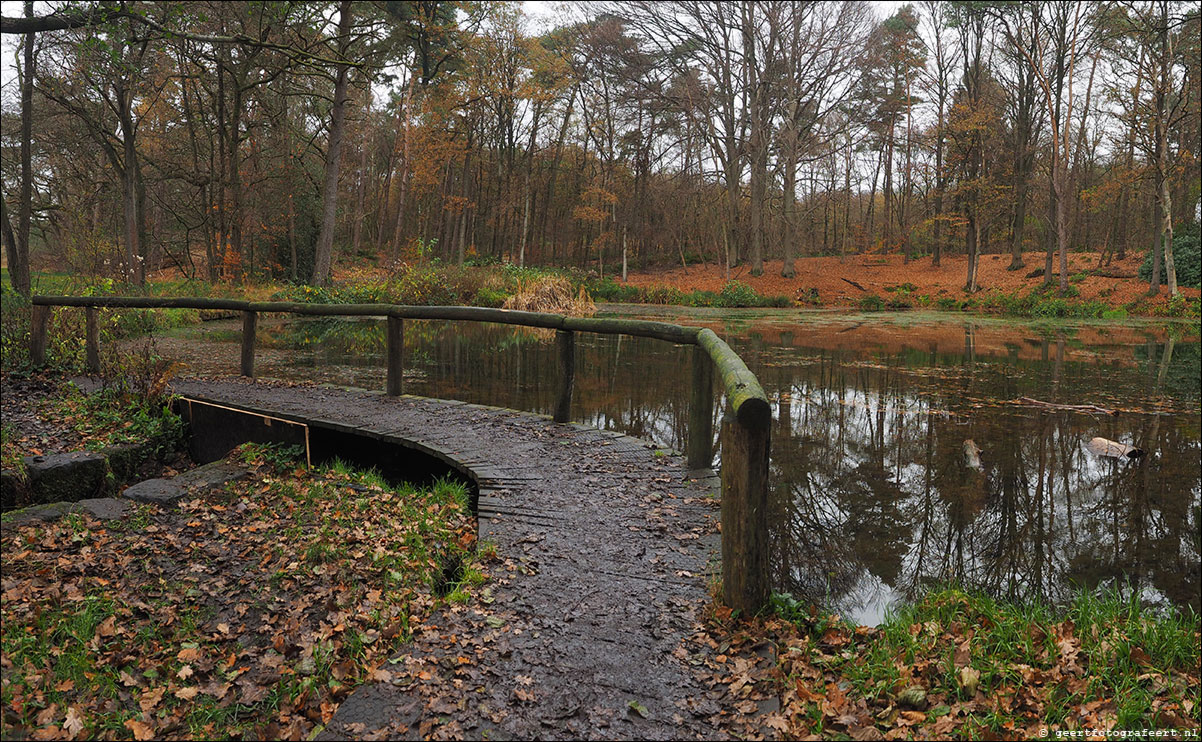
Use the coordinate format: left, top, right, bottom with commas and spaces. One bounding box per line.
855, 281, 1201, 320
5, 260, 1199, 346
705, 588, 1201, 739
0, 444, 483, 740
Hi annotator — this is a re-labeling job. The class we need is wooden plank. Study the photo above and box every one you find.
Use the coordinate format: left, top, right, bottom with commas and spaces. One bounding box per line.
85, 306, 100, 374
688, 344, 714, 470
386, 316, 404, 396
240, 310, 257, 378
554, 329, 574, 423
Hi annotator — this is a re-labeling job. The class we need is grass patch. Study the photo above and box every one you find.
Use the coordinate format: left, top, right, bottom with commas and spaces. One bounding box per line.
1, 421, 26, 478
706, 586, 1200, 739
587, 278, 792, 308
43, 382, 185, 455
0, 443, 485, 740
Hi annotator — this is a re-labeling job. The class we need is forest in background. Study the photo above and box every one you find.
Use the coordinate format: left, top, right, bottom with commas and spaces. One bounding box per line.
1, 1, 1199, 299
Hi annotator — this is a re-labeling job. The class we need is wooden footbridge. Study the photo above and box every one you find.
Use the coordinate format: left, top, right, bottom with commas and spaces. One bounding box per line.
31, 295, 773, 738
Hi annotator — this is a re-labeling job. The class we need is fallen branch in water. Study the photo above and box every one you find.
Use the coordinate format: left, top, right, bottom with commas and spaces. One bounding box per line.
1017, 397, 1118, 416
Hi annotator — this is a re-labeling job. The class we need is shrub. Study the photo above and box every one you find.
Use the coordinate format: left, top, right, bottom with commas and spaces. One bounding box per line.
1, 284, 30, 370
935, 297, 962, 311
1140, 223, 1201, 288
473, 287, 509, 308
502, 276, 595, 316
858, 294, 886, 311
718, 280, 759, 307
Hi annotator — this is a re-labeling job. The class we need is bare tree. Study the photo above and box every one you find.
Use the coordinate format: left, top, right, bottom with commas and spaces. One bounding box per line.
312, 1, 354, 286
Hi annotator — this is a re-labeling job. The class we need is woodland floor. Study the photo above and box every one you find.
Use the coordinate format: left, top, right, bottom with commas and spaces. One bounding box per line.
2, 376, 1199, 740
619, 251, 1200, 308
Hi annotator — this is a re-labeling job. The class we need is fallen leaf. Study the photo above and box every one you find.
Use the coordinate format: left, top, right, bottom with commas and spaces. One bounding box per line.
63, 707, 85, 738
35, 704, 59, 727
139, 687, 165, 713
959, 667, 981, 696
177, 647, 202, 663
1129, 647, 1152, 667
124, 719, 156, 741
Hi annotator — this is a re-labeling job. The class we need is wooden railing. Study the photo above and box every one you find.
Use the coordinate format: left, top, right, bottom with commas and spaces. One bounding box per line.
30, 295, 773, 613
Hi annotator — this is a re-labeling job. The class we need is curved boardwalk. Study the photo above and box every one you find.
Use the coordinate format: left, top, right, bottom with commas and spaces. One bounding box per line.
170, 379, 728, 740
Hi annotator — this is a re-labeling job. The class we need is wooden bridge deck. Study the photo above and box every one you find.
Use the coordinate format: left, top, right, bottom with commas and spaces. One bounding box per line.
170, 378, 728, 740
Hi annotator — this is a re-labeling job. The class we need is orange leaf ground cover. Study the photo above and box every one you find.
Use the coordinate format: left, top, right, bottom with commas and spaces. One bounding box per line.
621, 252, 1200, 310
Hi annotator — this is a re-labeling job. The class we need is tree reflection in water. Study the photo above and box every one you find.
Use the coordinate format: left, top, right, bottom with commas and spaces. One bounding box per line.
237, 317, 1200, 625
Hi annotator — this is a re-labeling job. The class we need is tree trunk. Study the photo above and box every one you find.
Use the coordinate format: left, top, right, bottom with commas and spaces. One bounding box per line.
312, 0, 353, 286
1054, 161, 1070, 296
390, 72, 416, 256
116, 77, 141, 285
12, 0, 34, 296
351, 84, 371, 258
1155, 4, 1178, 298
1044, 177, 1056, 285
1009, 176, 1027, 270
965, 212, 980, 293
749, 147, 766, 276
781, 143, 797, 278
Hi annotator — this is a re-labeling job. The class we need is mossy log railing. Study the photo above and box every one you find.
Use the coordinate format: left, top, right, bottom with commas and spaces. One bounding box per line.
30, 295, 772, 614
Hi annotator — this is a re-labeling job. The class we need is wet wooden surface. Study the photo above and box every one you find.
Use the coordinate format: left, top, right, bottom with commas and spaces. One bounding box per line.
170, 378, 729, 740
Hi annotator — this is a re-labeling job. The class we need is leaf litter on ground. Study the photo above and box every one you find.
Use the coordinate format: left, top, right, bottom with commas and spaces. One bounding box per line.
693, 590, 1200, 740
1, 443, 480, 741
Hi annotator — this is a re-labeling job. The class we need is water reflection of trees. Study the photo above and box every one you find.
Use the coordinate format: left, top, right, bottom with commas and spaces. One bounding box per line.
763, 342, 1200, 622
253, 319, 1199, 621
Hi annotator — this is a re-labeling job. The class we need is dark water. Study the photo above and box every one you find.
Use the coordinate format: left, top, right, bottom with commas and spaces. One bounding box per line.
172, 309, 1201, 624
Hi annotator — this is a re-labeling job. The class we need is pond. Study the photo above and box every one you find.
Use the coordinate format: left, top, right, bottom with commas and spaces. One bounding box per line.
158, 307, 1201, 625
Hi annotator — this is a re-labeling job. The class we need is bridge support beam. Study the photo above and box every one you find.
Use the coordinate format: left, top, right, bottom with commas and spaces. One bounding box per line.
720, 403, 772, 616
386, 316, 404, 396
554, 329, 574, 423
85, 307, 100, 373
688, 345, 714, 470
240, 310, 257, 378
30, 305, 49, 367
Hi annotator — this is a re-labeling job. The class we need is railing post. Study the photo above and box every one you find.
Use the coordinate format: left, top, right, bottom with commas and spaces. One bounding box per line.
720, 400, 772, 616
554, 329, 575, 423
85, 306, 100, 374
29, 305, 49, 367
386, 315, 404, 396
688, 344, 714, 470
240, 310, 257, 378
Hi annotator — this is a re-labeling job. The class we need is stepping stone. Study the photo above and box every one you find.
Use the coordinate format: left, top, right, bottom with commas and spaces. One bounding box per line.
1, 497, 131, 531
123, 461, 251, 506
12, 451, 108, 509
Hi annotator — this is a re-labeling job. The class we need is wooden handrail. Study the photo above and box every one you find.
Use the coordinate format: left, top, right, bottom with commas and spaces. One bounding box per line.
30, 294, 773, 613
